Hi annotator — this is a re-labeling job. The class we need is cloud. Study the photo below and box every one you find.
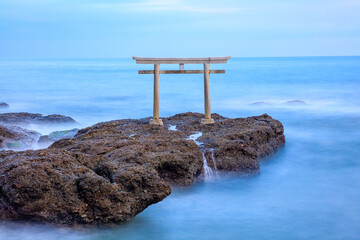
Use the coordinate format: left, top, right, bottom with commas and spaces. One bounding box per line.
89, 0, 244, 14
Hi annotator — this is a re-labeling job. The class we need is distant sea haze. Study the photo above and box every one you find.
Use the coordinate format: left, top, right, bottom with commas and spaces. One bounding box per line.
1, 56, 360, 239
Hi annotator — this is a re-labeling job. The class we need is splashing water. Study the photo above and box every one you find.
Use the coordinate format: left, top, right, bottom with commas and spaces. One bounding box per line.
168, 125, 177, 131
202, 151, 213, 180
187, 131, 203, 146
210, 150, 219, 178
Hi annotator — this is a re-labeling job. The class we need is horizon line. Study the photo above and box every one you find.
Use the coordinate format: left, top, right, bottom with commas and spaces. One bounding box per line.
0, 55, 360, 61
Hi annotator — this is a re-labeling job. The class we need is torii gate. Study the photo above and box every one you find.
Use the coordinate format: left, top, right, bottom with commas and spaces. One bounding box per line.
133, 56, 231, 125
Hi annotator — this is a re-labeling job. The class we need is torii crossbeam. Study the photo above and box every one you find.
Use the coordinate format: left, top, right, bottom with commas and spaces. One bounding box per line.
133, 56, 231, 125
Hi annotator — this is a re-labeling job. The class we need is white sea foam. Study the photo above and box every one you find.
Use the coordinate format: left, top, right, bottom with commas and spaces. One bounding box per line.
168, 125, 177, 131
187, 132, 203, 146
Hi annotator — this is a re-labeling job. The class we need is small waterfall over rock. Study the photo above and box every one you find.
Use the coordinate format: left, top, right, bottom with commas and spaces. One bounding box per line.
210, 150, 219, 178
202, 151, 213, 179
188, 131, 215, 180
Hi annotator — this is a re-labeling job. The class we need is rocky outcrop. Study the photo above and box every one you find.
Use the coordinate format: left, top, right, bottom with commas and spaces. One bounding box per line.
37, 128, 79, 146
0, 149, 170, 225
0, 103, 9, 108
51, 116, 204, 186
0, 125, 40, 150
0, 113, 77, 126
165, 113, 285, 172
0, 112, 285, 226
250, 101, 271, 106
0, 112, 77, 151
284, 100, 307, 105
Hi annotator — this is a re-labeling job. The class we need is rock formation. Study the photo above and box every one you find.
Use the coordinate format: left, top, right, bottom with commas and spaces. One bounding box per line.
37, 128, 79, 146
284, 100, 307, 105
0, 112, 78, 151
0, 112, 77, 126
0, 112, 285, 225
0, 103, 9, 108
0, 125, 40, 150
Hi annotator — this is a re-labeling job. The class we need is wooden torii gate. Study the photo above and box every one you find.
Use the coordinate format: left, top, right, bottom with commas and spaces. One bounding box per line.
133, 56, 231, 125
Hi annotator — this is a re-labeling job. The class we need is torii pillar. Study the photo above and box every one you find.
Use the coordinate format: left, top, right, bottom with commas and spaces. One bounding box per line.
150, 63, 162, 125
201, 63, 214, 124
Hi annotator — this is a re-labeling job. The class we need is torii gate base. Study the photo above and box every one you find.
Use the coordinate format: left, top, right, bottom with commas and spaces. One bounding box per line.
150, 118, 163, 125
201, 118, 215, 125
133, 57, 231, 125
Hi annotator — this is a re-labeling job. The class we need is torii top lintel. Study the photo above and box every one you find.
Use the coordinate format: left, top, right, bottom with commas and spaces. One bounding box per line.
132, 56, 231, 64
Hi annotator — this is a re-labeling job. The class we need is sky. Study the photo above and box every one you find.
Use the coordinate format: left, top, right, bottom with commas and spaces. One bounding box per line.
0, 0, 360, 59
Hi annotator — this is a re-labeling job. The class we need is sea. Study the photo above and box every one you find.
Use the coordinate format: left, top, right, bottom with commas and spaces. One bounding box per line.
0, 56, 359, 240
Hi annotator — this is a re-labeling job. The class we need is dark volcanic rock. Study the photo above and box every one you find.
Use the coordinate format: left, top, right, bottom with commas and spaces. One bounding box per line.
0, 112, 77, 150
49, 112, 285, 184
0, 103, 9, 108
51, 119, 203, 186
0, 112, 285, 225
164, 112, 285, 172
0, 150, 170, 225
0, 112, 77, 126
0, 125, 40, 150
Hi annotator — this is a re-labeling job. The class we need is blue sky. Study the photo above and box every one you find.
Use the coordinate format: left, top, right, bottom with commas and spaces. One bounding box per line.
1, 0, 360, 59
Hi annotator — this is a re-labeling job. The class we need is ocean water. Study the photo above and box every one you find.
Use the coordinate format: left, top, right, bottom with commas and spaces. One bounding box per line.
0, 57, 360, 239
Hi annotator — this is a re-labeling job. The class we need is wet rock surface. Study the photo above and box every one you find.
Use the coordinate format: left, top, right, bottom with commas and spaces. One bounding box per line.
0, 150, 170, 225
0, 112, 285, 226
0, 112, 77, 126
37, 128, 79, 146
164, 112, 285, 172
0, 125, 40, 150
0, 112, 77, 151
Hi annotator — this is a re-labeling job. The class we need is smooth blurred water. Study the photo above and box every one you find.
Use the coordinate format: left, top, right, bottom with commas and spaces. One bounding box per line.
1, 57, 360, 239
